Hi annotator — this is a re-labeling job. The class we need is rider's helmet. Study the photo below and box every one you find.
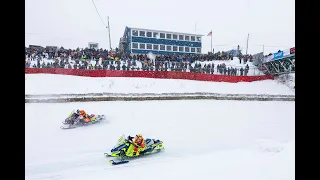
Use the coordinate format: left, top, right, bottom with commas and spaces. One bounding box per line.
79, 110, 85, 115
136, 134, 143, 140
76, 109, 80, 114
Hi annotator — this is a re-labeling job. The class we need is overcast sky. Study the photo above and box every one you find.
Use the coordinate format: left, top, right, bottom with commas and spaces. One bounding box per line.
25, 0, 295, 54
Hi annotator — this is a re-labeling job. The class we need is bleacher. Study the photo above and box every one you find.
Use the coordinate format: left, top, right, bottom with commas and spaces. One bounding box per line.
252, 47, 295, 75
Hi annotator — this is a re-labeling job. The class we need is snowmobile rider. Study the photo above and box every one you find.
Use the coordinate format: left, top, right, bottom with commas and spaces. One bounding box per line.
70, 110, 80, 118
68, 110, 80, 124
131, 134, 146, 156
76, 109, 91, 123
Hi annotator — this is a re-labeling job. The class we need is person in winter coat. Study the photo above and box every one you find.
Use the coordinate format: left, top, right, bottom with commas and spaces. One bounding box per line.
74, 109, 91, 123
127, 134, 146, 156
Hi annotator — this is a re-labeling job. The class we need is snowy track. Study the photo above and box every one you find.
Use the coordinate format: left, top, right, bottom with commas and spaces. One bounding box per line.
25, 100, 295, 180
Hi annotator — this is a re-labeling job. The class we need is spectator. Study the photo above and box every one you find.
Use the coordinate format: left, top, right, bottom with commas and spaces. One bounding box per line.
25, 46, 261, 76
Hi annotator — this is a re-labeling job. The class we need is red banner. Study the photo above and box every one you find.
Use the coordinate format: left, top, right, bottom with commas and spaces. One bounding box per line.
290, 47, 295, 54
25, 68, 273, 83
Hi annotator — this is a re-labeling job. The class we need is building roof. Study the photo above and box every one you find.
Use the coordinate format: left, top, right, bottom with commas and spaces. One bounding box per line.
127, 26, 204, 37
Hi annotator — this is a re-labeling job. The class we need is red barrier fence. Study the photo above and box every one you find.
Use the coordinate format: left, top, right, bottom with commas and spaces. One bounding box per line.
25, 68, 273, 83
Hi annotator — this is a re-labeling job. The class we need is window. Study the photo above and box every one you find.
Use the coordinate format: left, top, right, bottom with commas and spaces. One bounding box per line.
179, 46, 184, 52
146, 32, 152, 37
153, 32, 159, 38
166, 34, 172, 39
173, 34, 178, 40
132, 43, 138, 49
197, 48, 201, 53
160, 45, 165, 51
139, 43, 145, 49
132, 30, 138, 36
139, 31, 145, 37
147, 44, 152, 50
153, 44, 159, 50
173, 46, 178, 51
191, 36, 195, 41
185, 47, 190, 52
191, 47, 195, 52
160, 33, 165, 39
196, 36, 201, 42
166, 45, 172, 51
185, 35, 190, 41
179, 35, 184, 40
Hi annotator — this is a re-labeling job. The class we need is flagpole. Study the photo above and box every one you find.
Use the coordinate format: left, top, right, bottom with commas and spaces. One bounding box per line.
211, 29, 212, 53
246, 33, 249, 55
107, 16, 112, 50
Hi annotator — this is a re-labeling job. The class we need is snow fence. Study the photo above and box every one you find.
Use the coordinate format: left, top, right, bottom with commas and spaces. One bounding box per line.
25, 93, 295, 103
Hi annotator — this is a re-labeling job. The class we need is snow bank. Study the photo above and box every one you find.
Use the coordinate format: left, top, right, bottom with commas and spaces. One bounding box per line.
25, 74, 295, 95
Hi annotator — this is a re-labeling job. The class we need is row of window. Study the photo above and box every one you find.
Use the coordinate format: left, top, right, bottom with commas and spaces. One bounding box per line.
131, 30, 201, 42
131, 43, 201, 53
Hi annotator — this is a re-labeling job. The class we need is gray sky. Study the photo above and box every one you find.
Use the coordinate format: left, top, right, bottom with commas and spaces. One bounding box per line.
25, 0, 295, 55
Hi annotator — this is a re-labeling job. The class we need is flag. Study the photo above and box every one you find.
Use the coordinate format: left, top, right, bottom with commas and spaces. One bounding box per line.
207, 31, 212, 36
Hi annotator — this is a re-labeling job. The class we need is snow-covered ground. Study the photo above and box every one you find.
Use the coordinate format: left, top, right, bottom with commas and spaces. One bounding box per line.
25, 100, 295, 180
276, 73, 295, 91
25, 74, 294, 95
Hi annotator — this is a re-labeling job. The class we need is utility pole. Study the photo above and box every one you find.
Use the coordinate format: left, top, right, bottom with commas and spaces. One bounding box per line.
263, 44, 264, 56
107, 16, 112, 50
246, 34, 249, 55
195, 23, 197, 33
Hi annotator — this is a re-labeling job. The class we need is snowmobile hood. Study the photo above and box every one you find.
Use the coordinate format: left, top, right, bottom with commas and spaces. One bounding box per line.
111, 144, 129, 152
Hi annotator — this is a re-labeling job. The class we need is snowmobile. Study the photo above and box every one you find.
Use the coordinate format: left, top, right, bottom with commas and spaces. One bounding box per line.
60, 112, 105, 129
104, 134, 164, 165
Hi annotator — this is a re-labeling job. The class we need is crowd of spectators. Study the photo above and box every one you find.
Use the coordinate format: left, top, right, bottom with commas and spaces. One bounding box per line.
25, 46, 257, 76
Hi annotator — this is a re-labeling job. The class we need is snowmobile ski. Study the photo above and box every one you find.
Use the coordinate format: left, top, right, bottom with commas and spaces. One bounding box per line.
60, 126, 76, 129
104, 153, 112, 157
109, 160, 129, 165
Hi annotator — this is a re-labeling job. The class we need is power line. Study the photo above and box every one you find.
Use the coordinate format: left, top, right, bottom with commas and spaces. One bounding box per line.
25, 33, 44, 35
252, 45, 292, 48
264, 46, 292, 48
91, 0, 107, 28
212, 45, 229, 46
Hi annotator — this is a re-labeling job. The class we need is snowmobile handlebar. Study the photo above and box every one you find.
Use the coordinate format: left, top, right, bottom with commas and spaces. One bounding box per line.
127, 136, 134, 141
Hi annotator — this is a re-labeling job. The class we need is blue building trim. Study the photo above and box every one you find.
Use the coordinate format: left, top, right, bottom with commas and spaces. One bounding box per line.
132, 49, 196, 55
120, 26, 131, 54
131, 37, 201, 47
127, 27, 131, 42
120, 26, 203, 55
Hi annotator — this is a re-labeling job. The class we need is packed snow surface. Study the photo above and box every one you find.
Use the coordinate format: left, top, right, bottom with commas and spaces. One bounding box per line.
25, 74, 294, 95
25, 100, 295, 180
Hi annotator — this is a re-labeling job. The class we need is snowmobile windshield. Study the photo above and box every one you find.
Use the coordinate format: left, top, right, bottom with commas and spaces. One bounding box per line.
114, 134, 127, 148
